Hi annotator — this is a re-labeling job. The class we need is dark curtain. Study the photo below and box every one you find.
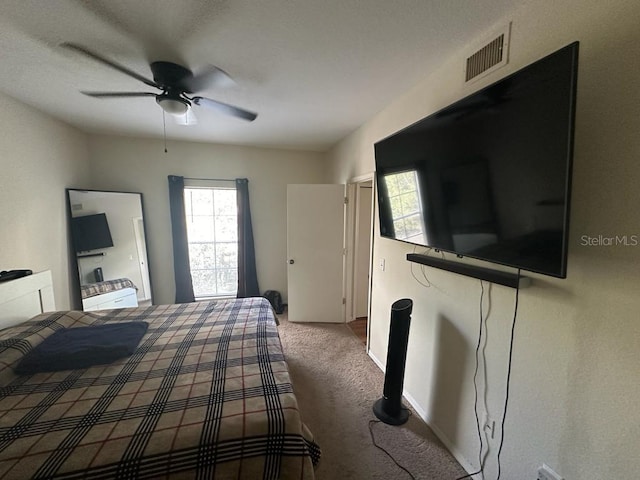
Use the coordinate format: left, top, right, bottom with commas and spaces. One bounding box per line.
168, 175, 195, 303
236, 178, 260, 297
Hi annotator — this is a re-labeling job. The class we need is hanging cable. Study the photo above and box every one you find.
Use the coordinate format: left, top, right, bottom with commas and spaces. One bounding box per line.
455, 281, 486, 480
369, 419, 417, 480
496, 268, 521, 479
410, 246, 433, 288
473, 281, 486, 478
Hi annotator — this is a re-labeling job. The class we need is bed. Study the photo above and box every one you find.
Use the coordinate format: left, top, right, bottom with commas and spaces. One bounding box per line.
81, 278, 139, 311
0, 272, 319, 479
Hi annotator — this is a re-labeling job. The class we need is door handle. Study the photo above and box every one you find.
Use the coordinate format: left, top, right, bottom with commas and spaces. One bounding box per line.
288, 259, 295, 264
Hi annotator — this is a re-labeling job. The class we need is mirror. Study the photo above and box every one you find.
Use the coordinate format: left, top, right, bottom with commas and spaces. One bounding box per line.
66, 189, 153, 311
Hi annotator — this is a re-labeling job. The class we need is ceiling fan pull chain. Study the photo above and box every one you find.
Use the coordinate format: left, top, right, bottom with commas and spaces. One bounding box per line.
163, 111, 168, 153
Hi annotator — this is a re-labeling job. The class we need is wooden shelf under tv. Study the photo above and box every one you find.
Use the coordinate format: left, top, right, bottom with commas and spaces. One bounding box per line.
406, 253, 529, 289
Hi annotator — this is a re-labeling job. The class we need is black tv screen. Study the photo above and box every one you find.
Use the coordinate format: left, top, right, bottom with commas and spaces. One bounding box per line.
71, 213, 114, 253
375, 42, 579, 278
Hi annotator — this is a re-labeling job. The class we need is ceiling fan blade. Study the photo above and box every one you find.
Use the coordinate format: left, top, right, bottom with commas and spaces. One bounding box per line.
61, 42, 159, 89
182, 65, 236, 93
81, 91, 157, 98
192, 96, 257, 122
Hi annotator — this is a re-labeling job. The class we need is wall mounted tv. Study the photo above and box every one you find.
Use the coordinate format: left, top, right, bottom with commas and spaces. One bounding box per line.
71, 213, 114, 253
375, 42, 579, 278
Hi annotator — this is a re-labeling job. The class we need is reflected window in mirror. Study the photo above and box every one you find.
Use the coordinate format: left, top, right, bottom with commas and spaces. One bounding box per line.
67, 189, 153, 311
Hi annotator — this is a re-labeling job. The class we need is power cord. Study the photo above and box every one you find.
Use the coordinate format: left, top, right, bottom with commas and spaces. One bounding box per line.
456, 468, 482, 480
410, 246, 447, 288
410, 261, 431, 288
410, 246, 433, 288
407, 256, 522, 480
454, 281, 487, 480
474, 281, 486, 478
496, 268, 521, 480
368, 417, 417, 480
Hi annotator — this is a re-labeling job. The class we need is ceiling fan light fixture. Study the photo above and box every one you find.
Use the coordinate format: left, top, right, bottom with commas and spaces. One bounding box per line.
156, 95, 190, 115
63, 43, 258, 123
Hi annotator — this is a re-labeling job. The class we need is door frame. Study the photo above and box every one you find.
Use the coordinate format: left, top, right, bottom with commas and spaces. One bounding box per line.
132, 216, 152, 301
344, 173, 375, 343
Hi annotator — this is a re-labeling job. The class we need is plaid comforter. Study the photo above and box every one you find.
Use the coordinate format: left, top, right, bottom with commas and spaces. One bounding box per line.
80, 278, 137, 299
0, 298, 319, 479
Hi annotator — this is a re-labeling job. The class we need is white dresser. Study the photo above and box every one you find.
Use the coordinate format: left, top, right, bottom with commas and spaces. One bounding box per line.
82, 287, 138, 311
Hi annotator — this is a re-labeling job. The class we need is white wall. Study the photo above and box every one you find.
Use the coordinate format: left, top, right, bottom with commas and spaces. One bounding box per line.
85, 135, 327, 305
0, 92, 89, 309
327, 0, 640, 478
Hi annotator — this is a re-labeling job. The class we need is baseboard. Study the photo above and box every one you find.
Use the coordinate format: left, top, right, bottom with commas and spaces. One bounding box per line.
367, 350, 475, 476
401, 391, 476, 475
368, 350, 385, 371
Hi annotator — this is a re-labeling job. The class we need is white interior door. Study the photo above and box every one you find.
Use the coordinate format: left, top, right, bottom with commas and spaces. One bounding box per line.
287, 184, 345, 323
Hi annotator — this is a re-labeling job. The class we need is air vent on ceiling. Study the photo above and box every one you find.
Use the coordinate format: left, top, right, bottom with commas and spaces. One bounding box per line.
71, 203, 83, 211
465, 23, 511, 83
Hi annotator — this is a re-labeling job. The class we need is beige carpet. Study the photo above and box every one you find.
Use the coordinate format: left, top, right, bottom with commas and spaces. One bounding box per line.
277, 314, 468, 480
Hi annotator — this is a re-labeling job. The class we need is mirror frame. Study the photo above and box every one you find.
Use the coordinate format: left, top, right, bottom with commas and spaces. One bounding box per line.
66, 188, 154, 310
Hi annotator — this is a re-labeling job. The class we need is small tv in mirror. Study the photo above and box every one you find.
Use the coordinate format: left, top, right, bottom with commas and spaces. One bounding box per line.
71, 213, 114, 253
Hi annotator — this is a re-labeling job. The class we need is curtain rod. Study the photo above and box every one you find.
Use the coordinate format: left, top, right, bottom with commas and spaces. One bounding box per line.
184, 177, 236, 182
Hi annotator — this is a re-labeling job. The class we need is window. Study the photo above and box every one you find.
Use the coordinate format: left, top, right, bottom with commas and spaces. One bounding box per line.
184, 186, 237, 298
383, 170, 426, 244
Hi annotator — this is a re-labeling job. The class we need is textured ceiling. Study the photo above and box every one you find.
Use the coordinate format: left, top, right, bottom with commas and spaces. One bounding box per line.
0, 0, 519, 151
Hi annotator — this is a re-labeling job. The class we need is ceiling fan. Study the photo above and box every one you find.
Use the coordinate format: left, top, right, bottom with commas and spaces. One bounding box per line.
61, 42, 258, 122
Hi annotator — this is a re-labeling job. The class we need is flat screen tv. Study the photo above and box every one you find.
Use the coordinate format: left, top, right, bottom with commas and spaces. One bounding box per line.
71, 213, 114, 253
375, 42, 579, 278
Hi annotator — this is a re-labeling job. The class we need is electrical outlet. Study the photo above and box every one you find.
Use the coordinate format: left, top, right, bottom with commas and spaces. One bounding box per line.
483, 413, 496, 439
379, 258, 385, 271
537, 464, 563, 480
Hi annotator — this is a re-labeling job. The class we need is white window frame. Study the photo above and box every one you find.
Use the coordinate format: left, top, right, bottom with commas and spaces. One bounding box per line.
184, 179, 238, 300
